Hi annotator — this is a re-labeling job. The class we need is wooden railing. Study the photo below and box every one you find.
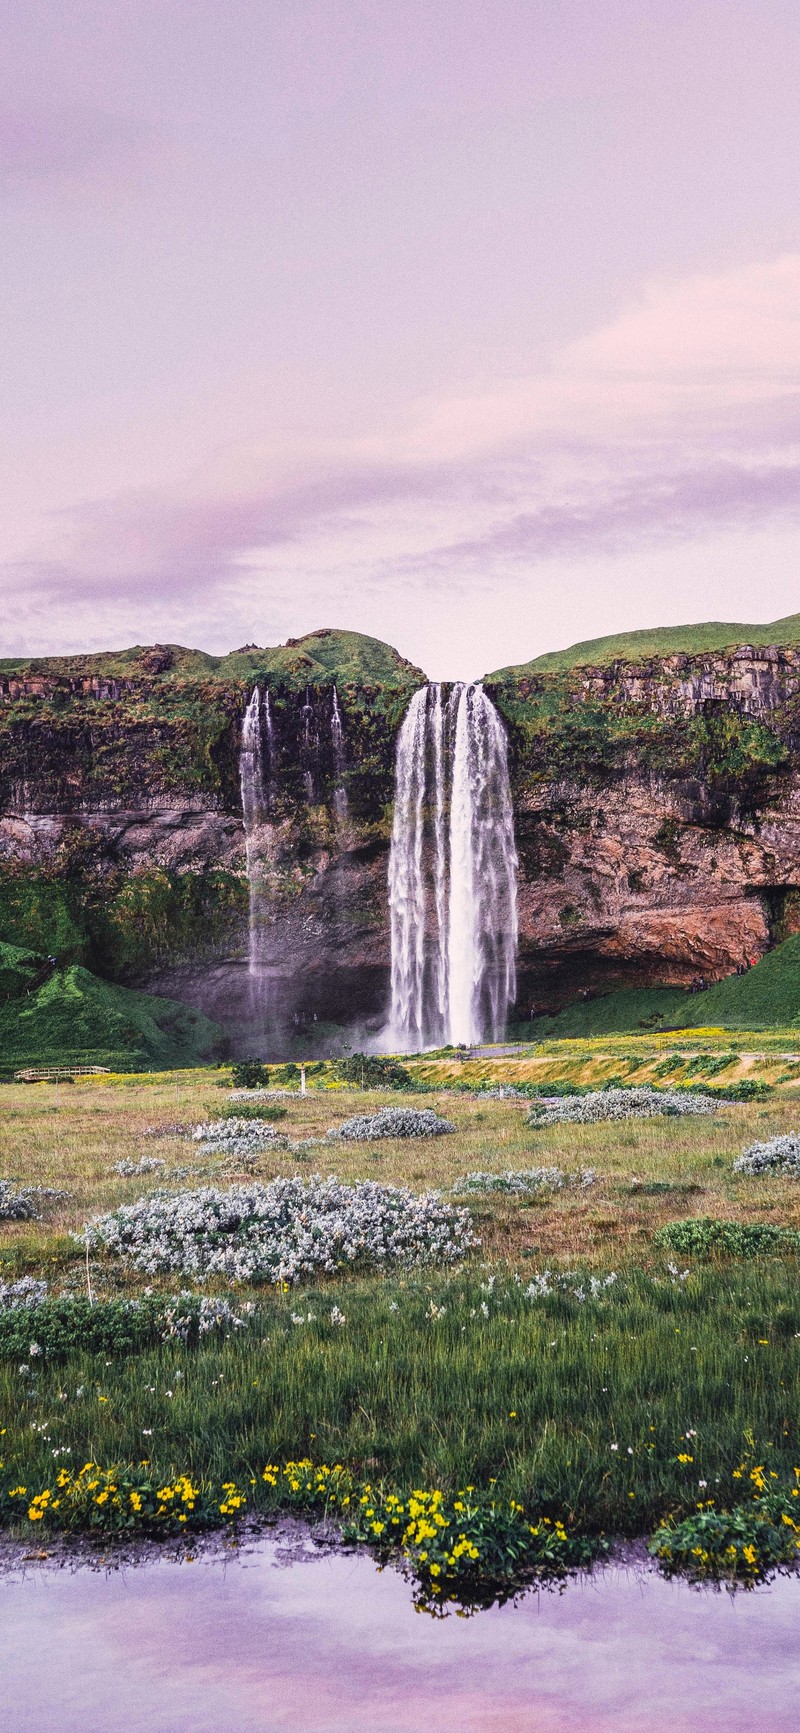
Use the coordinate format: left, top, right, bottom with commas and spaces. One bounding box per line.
14, 1066, 111, 1082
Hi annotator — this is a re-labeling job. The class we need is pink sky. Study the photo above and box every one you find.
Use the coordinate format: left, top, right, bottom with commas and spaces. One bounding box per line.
3, 1, 800, 677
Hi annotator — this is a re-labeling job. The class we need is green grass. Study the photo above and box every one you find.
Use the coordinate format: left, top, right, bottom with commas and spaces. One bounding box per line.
3, 1263, 800, 1541
488, 610, 800, 677
526, 934, 800, 1038
3, 1065, 800, 1584
0, 965, 226, 1074
0, 627, 426, 691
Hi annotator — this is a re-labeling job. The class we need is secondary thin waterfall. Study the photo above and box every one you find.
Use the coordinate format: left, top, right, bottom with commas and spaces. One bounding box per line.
240, 686, 273, 995
388, 683, 518, 1049
331, 684, 349, 825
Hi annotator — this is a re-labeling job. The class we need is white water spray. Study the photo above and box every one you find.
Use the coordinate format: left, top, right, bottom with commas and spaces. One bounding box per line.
388, 683, 517, 1050
331, 684, 349, 825
240, 687, 270, 993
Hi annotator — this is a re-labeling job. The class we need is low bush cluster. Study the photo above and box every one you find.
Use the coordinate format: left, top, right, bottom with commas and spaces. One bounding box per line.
0, 1180, 69, 1221
733, 1134, 800, 1176
113, 1157, 165, 1178
651, 1477, 800, 1583
229, 1060, 270, 1089
0, 1455, 600, 1602
527, 1087, 718, 1126
81, 1175, 477, 1283
454, 1167, 596, 1195
655, 1217, 800, 1257
221, 1102, 287, 1123
332, 1053, 414, 1090
0, 1277, 48, 1309
687, 1078, 771, 1102
328, 1107, 455, 1141
0, 1291, 249, 1359
191, 1118, 285, 1159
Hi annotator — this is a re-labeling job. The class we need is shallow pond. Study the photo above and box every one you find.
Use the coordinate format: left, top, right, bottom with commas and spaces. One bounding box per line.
2, 1528, 798, 1731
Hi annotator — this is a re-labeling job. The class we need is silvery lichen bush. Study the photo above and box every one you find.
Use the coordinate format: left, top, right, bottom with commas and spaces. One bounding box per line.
0, 1277, 48, 1309
114, 1156, 166, 1178
81, 1176, 477, 1283
454, 1168, 596, 1195
191, 1118, 285, 1158
0, 1180, 69, 1221
733, 1135, 800, 1176
328, 1107, 456, 1142
527, 1088, 718, 1126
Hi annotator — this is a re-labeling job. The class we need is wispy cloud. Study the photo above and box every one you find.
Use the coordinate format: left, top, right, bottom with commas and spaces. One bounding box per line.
0, 103, 156, 194
6, 254, 800, 658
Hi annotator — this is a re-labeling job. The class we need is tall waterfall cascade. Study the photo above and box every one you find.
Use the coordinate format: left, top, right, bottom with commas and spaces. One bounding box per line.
239, 686, 272, 993
239, 684, 351, 995
331, 684, 349, 824
388, 683, 518, 1050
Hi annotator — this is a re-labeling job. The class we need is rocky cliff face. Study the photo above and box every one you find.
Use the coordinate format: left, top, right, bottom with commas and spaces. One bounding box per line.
490, 644, 800, 1012
3, 630, 800, 1048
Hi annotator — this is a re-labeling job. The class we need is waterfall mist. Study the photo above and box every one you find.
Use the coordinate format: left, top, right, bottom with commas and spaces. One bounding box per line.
388, 683, 518, 1050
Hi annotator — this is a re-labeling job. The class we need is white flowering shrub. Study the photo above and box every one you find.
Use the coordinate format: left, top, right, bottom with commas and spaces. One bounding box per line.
733, 1135, 800, 1176
81, 1175, 477, 1284
114, 1157, 166, 1178
527, 1088, 718, 1126
0, 1181, 69, 1221
328, 1107, 455, 1142
0, 1277, 48, 1309
454, 1167, 596, 1194
524, 1269, 619, 1301
229, 1089, 294, 1101
191, 1118, 286, 1159
472, 1085, 531, 1100
159, 1293, 250, 1341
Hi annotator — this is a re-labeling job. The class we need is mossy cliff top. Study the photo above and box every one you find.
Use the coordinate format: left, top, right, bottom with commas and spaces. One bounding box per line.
488, 610, 800, 679
0, 628, 425, 695
0, 629, 425, 815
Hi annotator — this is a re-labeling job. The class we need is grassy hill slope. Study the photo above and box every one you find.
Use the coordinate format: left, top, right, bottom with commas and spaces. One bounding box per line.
489, 612, 800, 679
0, 964, 226, 1074
0, 628, 426, 692
525, 934, 800, 1037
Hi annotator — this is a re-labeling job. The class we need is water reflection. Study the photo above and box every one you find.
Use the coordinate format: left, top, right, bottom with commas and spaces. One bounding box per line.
2, 1530, 798, 1732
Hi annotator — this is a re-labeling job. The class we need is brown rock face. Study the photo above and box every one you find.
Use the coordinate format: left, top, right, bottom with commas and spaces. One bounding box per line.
3, 635, 800, 1043
513, 776, 790, 1007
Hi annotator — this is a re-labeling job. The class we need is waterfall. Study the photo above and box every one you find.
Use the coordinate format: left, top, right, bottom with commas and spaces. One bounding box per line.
388, 683, 517, 1050
240, 687, 276, 1000
331, 684, 349, 825
240, 686, 266, 831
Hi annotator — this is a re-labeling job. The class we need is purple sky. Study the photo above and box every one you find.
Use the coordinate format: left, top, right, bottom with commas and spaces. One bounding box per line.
3, 1, 800, 677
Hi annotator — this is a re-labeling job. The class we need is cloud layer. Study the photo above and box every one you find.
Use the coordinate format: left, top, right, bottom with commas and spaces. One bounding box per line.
5, 253, 800, 673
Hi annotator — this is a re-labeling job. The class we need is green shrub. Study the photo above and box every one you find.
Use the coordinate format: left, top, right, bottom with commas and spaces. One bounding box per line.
221, 1101, 287, 1122
655, 1218, 800, 1257
650, 1495, 800, 1582
230, 1060, 270, 1089
333, 1053, 413, 1090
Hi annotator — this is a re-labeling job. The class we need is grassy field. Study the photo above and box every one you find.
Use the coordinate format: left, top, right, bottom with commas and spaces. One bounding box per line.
3, 1048, 800, 1592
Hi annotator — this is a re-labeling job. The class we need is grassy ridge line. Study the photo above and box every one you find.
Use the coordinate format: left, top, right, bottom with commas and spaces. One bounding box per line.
0, 628, 427, 691
488, 611, 800, 677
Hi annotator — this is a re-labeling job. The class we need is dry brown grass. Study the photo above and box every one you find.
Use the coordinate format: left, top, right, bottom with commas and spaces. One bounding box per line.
3, 1064, 800, 1276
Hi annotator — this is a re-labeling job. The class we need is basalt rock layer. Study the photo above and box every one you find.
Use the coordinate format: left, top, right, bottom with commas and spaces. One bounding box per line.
3, 623, 800, 1047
